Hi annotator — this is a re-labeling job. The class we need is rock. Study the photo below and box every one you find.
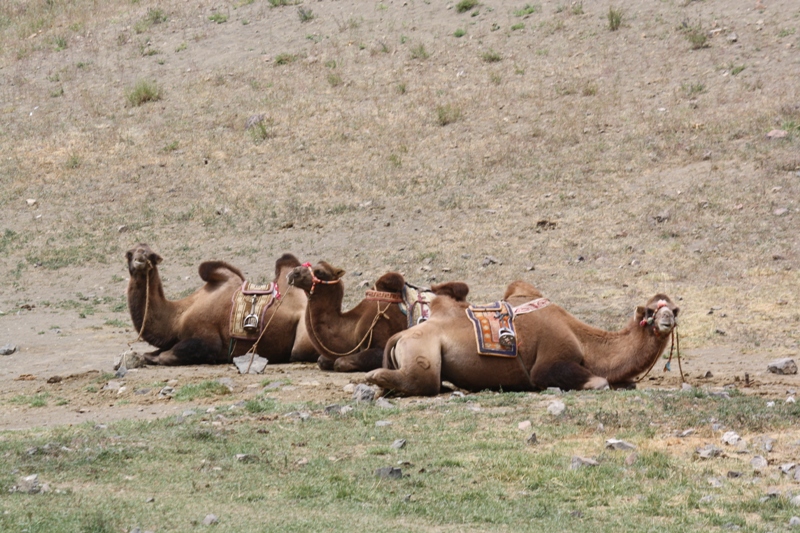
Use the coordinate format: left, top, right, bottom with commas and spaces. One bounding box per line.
727, 32, 738, 42
766, 129, 788, 140
727, 471, 742, 478
352, 384, 376, 402
780, 463, 796, 475
343, 383, 356, 394
751, 455, 768, 472
696, 445, 722, 459
547, 400, 566, 416
15, 474, 40, 493
518, 420, 532, 430
774, 208, 789, 216
625, 453, 638, 466
526, 433, 538, 445
114, 350, 146, 370
606, 439, 636, 451
721, 431, 741, 445
375, 420, 392, 427
202, 514, 218, 525
0, 344, 17, 356
114, 366, 128, 379
158, 386, 175, 398
233, 354, 268, 374
699, 495, 715, 503
26, 199, 38, 207
708, 477, 724, 488
768, 358, 797, 375
391, 439, 407, 450
792, 497, 800, 507
324, 404, 344, 415
102, 380, 124, 392
235, 454, 256, 463
678, 429, 696, 437
375, 397, 395, 409
482, 256, 500, 267
682, 383, 693, 391
570, 456, 599, 469
375, 466, 403, 479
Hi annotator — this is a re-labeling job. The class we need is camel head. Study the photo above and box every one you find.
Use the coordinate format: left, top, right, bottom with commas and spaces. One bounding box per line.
431, 281, 470, 302
126, 243, 162, 276
635, 294, 679, 336
374, 272, 405, 294
287, 261, 345, 294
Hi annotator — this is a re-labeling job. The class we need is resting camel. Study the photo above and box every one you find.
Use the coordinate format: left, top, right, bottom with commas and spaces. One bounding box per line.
126, 243, 316, 365
287, 261, 430, 372
366, 280, 679, 396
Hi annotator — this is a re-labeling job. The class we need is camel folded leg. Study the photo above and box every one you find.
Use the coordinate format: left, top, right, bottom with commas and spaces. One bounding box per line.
332, 348, 383, 372
144, 338, 226, 366
531, 360, 609, 391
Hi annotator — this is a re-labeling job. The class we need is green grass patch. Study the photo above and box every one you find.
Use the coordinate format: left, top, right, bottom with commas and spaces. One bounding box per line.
608, 6, 623, 31
173, 380, 232, 401
455, 0, 479, 13
125, 79, 162, 106
514, 4, 537, 17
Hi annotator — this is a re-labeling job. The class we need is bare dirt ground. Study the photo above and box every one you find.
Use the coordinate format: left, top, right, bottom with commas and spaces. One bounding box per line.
1, 0, 799, 431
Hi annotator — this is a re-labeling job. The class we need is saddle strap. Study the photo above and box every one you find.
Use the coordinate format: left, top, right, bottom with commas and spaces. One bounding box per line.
365, 289, 404, 303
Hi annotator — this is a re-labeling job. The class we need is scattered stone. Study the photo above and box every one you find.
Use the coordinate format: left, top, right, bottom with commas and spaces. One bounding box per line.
340, 405, 354, 415
102, 380, 124, 392
233, 354, 268, 374
727, 32, 738, 42
284, 411, 310, 421
375, 466, 403, 479
324, 404, 344, 415
114, 350, 146, 370
145, 497, 155, 503
768, 358, 797, 375
375, 420, 392, 427
47, 375, 63, 384
526, 433, 538, 446
727, 471, 742, 478
352, 384, 376, 402
391, 439, 407, 450
792, 496, 800, 507
653, 211, 670, 223
375, 397, 395, 409
216, 377, 235, 392
482, 256, 500, 267
235, 454, 256, 463
682, 382, 694, 391
450, 391, 465, 398
624, 452, 638, 466
791, 516, 800, 527
751, 455, 768, 472
766, 129, 788, 140
606, 439, 636, 451
788, 397, 796, 404
708, 477, 724, 488
115, 366, 128, 379
774, 208, 789, 216
547, 400, 566, 416
518, 420, 532, 431
0, 344, 17, 356
202, 514, 218, 526
699, 495, 715, 504
702, 371, 713, 378
721, 431, 741, 446
14, 474, 40, 494
570, 456, 599, 469
696, 444, 722, 459
158, 386, 175, 398
26, 198, 38, 207
678, 429, 696, 437
780, 463, 797, 475
710, 391, 730, 399
343, 383, 356, 394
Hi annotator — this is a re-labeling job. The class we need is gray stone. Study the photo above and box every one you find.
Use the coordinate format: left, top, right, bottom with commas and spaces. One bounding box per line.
768, 358, 797, 375
791, 496, 800, 507
324, 404, 344, 415
780, 463, 797, 475
375, 466, 403, 479
570, 456, 599, 469
0, 343, 17, 356
721, 431, 741, 445
391, 439, 407, 450
263, 381, 284, 390
114, 366, 128, 379
606, 439, 636, 451
353, 384, 376, 402
547, 400, 566, 416
708, 477, 724, 488
233, 354, 268, 374
16, 474, 40, 494
696, 445, 722, 459
751, 455, 768, 472
526, 433, 538, 445
216, 377, 235, 392
235, 454, 256, 463
102, 380, 124, 391
375, 397, 395, 409
114, 350, 146, 370
202, 514, 219, 525
158, 386, 175, 398
375, 420, 392, 427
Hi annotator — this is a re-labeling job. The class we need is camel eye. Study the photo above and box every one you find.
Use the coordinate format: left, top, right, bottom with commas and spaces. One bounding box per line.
672, 308, 679, 318
646, 308, 655, 317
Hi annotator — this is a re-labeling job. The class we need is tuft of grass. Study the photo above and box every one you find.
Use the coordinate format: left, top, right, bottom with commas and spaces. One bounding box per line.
64, 153, 81, 169
514, 4, 537, 17
297, 6, 315, 22
729, 64, 745, 76
125, 79, 162, 106
209, 12, 228, 24
134, 8, 167, 33
436, 104, 462, 126
327, 73, 343, 87
455, 0, 479, 13
607, 6, 623, 31
53, 35, 67, 51
481, 48, 502, 62
511, 23, 524, 31
174, 381, 232, 401
268, 0, 294, 5
684, 23, 708, 49
410, 43, 429, 60
274, 53, 297, 65
681, 81, 706, 97
454, 28, 466, 37
571, 1, 584, 15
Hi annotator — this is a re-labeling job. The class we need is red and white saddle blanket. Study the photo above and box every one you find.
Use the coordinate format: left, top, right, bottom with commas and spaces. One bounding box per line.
229, 281, 280, 340
466, 298, 551, 357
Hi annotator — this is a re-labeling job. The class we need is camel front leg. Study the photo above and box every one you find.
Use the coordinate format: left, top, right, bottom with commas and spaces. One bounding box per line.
531, 360, 609, 392
365, 337, 441, 396
332, 347, 383, 372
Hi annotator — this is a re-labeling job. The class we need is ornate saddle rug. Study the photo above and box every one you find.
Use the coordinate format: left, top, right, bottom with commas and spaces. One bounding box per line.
400, 283, 435, 329
229, 281, 279, 340
512, 297, 551, 315
466, 301, 517, 358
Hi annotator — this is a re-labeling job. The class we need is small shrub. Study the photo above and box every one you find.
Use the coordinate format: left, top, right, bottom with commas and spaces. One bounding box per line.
147, 8, 167, 25
126, 79, 161, 106
268, 0, 293, 6
511, 23, 524, 31
481, 49, 502, 62
490, 72, 502, 85
455, 0, 478, 13
582, 82, 598, 96
571, 2, 584, 15
436, 104, 462, 126
681, 81, 706, 96
454, 28, 466, 37
607, 7, 622, 31
396, 82, 406, 94
514, 4, 537, 17
327, 73, 343, 87
410, 43, 429, 60
65, 153, 81, 169
162, 141, 179, 152
684, 23, 708, 49
209, 12, 228, 23
298, 6, 314, 22
274, 53, 296, 65
175, 42, 187, 52
730, 64, 745, 76
174, 381, 231, 401
50, 86, 64, 98
53, 35, 67, 51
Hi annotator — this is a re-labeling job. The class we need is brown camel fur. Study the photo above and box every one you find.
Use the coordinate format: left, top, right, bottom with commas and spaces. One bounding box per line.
366, 280, 679, 396
287, 261, 418, 372
126, 243, 316, 365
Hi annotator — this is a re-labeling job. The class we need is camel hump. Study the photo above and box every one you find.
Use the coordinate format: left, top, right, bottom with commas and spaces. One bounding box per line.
198, 261, 245, 284
275, 253, 301, 277
431, 281, 470, 302
503, 280, 543, 300
375, 272, 405, 293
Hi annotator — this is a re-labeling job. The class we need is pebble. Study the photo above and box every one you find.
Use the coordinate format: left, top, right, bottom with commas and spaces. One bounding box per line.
780, 463, 797, 475
375, 466, 403, 479
696, 445, 722, 459
353, 384, 376, 402
0, 344, 17, 356
518, 420, 532, 430
791, 516, 800, 527
202, 514, 218, 525
233, 354, 268, 374
751, 455, 768, 472
235, 454, 256, 463
391, 439, 407, 450
708, 477, 724, 488
606, 439, 636, 451
792, 496, 800, 507
767, 358, 797, 375
375, 420, 392, 427
570, 456, 599, 469
547, 400, 566, 416
375, 397, 395, 409
526, 433, 538, 445
721, 431, 741, 445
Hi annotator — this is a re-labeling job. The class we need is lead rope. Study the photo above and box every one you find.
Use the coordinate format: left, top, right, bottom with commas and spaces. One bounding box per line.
308, 300, 392, 357
241, 286, 290, 373
635, 327, 683, 383
128, 265, 151, 348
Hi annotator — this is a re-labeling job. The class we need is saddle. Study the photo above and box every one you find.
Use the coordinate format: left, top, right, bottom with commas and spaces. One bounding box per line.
229, 281, 280, 340
400, 283, 435, 329
466, 298, 551, 358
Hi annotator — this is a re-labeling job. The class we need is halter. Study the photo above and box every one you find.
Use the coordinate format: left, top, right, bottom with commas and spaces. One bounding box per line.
302, 262, 341, 295
639, 300, 670, 337
635, 300, 683, 384
129, 258, 154, 346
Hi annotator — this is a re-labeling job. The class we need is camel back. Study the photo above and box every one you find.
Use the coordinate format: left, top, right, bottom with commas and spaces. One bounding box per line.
229, 281, 279, 340
400, 283, 435, 329
465, 298, 551, 358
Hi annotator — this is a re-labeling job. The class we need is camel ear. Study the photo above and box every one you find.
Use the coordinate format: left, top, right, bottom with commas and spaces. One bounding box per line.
672, 306, 680, 318
634, 306, 646, 322
150, 252, 163, 265
126, 250, 133, 262
333, 267, 346, 279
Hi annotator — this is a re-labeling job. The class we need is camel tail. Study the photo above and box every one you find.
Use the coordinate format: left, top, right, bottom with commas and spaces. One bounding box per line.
198, 261, 245, 284
383, 332, 403, 370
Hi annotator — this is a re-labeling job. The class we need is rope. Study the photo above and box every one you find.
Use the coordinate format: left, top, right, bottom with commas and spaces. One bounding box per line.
128, 265, 151, 348
635, 327, 682, 383
308, 301, 392, 357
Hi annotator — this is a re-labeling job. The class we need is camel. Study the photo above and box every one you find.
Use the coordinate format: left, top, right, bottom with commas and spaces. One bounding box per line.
287, 261, 430, 372
125, 243, 316, 365
366, 280, 679, 396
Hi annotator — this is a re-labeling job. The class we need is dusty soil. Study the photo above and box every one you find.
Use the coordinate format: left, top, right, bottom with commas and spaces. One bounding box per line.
1, 0, 799, 431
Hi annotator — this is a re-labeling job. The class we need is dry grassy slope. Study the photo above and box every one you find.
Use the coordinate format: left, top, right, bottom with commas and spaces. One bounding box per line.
0, 0, 799, 362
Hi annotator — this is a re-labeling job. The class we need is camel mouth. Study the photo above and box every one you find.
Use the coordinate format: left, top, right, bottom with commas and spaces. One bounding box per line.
131, 258, 148, 270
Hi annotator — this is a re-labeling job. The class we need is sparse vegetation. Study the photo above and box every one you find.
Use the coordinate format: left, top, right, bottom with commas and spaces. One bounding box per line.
607, 6, 623, 31
436, 104, 462, 126
514, 4, 537, 17
125, 79, 161, 106
455, 0, 479, 13
684, 22, 708, 49
297, 6, 315, 22
410, 43, 429, 60
511, 23, 524, 31
327, 73, 343, 87
209, 12, 228, 24
454, 28, 466, 37
481, 48, 502, 62
274, 52, 297, 65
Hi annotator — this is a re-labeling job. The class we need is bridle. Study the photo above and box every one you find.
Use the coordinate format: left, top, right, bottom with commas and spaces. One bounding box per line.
635, 302, 683, 383
301, 262, 341, 295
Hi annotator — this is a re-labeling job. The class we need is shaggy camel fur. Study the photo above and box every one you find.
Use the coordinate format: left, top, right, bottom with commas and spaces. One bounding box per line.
126, 243, 316, 365
287, 261, 417, 372
366, 280, 679, 396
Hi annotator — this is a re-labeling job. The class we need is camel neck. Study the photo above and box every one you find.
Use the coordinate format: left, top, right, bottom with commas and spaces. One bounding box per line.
579, 318, 671, 382
127, 267, 171, 335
